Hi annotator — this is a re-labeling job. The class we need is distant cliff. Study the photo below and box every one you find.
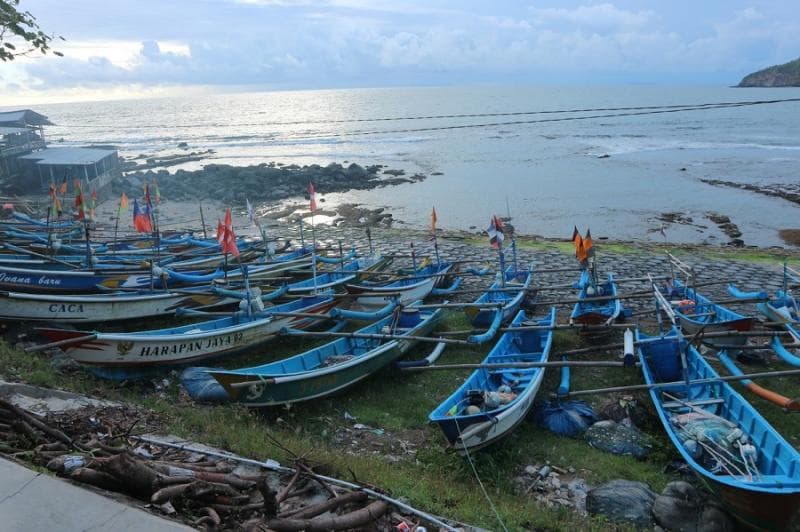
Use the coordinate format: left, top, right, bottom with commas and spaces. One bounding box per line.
737, 57, 800, 87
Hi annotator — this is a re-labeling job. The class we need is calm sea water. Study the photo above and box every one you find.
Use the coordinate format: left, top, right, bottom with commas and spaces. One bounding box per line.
26, 85, 800, 247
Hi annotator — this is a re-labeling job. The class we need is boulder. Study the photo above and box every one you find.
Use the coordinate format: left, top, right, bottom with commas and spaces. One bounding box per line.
586, 479, 656, 528
652, 481, 701, 531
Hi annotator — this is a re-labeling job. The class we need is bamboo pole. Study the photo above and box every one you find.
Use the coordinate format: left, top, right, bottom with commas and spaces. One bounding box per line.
553, 368, 800, 398
401, 360, 629, 372
25, 334, 98, 353
281, 329, 472, 345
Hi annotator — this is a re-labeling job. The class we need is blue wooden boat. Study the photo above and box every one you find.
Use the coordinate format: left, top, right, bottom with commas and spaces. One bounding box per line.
429, 308, 556, 453
286, 254, 392, 294
345, 262, 454, 308
661, 279, 754, 347
208, 303, 444, 406
637, 328, 800, 531
464, 266, 533, 338
570, 270, 621, 326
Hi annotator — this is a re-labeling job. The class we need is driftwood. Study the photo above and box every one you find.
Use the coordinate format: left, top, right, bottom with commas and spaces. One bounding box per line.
70, 467, 123, 491
281, 491, 368, 519
0, 398, 73, 447
100, 452, 160, 498
264, 500, 389, 531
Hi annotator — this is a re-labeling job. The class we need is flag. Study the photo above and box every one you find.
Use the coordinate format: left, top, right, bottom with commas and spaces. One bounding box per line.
430, 207, 437, 237
246, 198, 260, 228
487, 215, 505, 250
572, 225, 584, 259
133, 199, 153, 233
221, 208, 240, 257
143, 183, 152, 208
118, 192, 129, 217
59, 177, 67, 195
216, 218, 225, 244
90, 188, 98, 221
48, 183, 61, 218
74, 183, 85, 220
308, 182, 317, 212
154, 179, 161, 205
584, 228, 594, 258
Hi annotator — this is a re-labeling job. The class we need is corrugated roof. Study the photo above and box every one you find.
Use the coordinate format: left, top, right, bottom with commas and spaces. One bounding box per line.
18, 147, 117, 166
0, 109, 54, 127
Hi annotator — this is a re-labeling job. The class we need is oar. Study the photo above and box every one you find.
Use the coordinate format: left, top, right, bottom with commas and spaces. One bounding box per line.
25, 333, 98, 353
280, 328, 472, 345
552, 368, 800, 398
393, 342, 448, 369
401, 360, 630, 372
717, 351, 800, 412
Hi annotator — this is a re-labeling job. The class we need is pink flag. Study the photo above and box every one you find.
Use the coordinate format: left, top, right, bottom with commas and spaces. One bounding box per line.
308, 182, 317, 212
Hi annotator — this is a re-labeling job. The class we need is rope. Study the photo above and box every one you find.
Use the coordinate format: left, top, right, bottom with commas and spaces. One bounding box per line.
453, 417, 509, 532
56, 97, 800, 129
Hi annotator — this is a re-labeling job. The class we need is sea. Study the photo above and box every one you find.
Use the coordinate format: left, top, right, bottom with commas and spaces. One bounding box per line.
23, 85, 800, 247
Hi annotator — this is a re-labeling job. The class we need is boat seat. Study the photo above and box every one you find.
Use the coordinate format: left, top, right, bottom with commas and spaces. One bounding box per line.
662, 398, 725, 409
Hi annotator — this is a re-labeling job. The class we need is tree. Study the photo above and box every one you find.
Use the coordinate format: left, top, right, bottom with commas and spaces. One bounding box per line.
0, 0, 62, 61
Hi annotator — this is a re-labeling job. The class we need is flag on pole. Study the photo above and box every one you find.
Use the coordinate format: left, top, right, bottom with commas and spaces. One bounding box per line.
216, 218, 225, 244
133, 199, 153, 232
221, 208, 240, 257
90, 188, 98, 221
487, 215, 505, 249
583, 228, 594, 258
48, 182, 62, 218
154, 179, 161, 205
246, 198, 260, 228
74, 182, 86, 220
118, 192, 129, 217
144, 183, 152, 208
59, 177, 67, 195
572, 225, 584, 260
430, 207, 437, 238
308, 182, 317, 212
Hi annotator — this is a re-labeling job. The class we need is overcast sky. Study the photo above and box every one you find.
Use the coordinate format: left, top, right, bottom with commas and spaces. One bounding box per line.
2, 1, 799, 103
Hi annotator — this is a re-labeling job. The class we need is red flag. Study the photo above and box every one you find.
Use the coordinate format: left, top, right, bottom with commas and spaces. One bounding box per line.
133, 199, 153, 233
144, 183, 152, 208
308, 182, 317, 212
221, 208, 239, 257
74, 184, 85, 220
216, 219, 225, 244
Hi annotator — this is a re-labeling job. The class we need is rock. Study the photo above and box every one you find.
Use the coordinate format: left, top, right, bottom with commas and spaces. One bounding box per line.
586, 479, 656, 528
524, 465, 537, 476
177, 142, 188, 148
697, 505, 735, 532
652, 481, 701, 531
346, 163, 367, 179
597, 153, 610, 159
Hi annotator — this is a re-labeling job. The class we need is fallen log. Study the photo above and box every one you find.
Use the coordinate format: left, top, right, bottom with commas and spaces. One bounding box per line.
281, 491, 369, 520
0, 398, 73, 447
71, 467, 123, 492
265, 500, 389, 531
100, 452, 160, 498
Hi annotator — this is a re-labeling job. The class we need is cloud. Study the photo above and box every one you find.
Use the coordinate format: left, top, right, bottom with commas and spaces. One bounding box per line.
3, 0, 800, 101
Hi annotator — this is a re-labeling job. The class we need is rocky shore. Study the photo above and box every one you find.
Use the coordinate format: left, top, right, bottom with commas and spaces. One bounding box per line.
114, 161, 426, 207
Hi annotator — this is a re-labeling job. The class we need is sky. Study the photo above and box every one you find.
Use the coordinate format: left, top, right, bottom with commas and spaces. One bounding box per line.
1, 0, 799, 104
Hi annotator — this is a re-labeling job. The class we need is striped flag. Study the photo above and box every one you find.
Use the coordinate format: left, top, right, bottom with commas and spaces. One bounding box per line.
487, 215, 504, 250
118, 192, 129, 217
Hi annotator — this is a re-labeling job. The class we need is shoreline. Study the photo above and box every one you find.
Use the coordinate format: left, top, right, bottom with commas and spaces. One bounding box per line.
112, 151, 800, 250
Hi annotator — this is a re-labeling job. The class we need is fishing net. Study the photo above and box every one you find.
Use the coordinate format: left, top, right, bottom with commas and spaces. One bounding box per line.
584, 419, 652, 458
533, 400, 599, 438
672, 413, 754, 476
179, 366, 230, 403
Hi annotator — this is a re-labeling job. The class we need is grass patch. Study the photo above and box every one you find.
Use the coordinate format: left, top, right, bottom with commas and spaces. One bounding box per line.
2, 314, 799, 531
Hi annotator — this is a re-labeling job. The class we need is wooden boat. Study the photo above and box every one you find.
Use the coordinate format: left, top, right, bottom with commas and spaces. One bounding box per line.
636, 327, 800, 531
429, 308, 556, 453
345, 262, 454, 308
35, 294, 337, 368
0, 288, 234, 323
570, 270, 621, 326
661, 279, 754, 347
208, 303, 444, 406
464, 266, 533, 328
0, 264, 124, 293
286, 254, 392, 294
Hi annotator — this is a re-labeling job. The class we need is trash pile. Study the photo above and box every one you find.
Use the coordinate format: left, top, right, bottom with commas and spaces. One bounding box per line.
512, 462, 590, 515
0, 398, 447, 531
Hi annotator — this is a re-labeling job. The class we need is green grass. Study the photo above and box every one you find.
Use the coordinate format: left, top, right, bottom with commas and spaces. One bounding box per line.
2, 313, 799, 531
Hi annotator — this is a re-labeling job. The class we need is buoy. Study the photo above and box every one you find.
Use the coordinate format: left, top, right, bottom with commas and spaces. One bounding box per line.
465, 405, 481, 415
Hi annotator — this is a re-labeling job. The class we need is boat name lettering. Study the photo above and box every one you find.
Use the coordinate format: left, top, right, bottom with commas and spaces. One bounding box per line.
48, 303, 85, 313
0, 273, 63, 287
138, 332, 244, 357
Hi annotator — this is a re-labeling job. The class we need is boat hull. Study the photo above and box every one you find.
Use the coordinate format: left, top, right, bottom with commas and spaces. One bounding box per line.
0, 290, 232, 323
211, 306, 442, 406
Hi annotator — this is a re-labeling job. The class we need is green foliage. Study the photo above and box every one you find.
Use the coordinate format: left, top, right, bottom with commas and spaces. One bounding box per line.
0, 0, 63, 62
